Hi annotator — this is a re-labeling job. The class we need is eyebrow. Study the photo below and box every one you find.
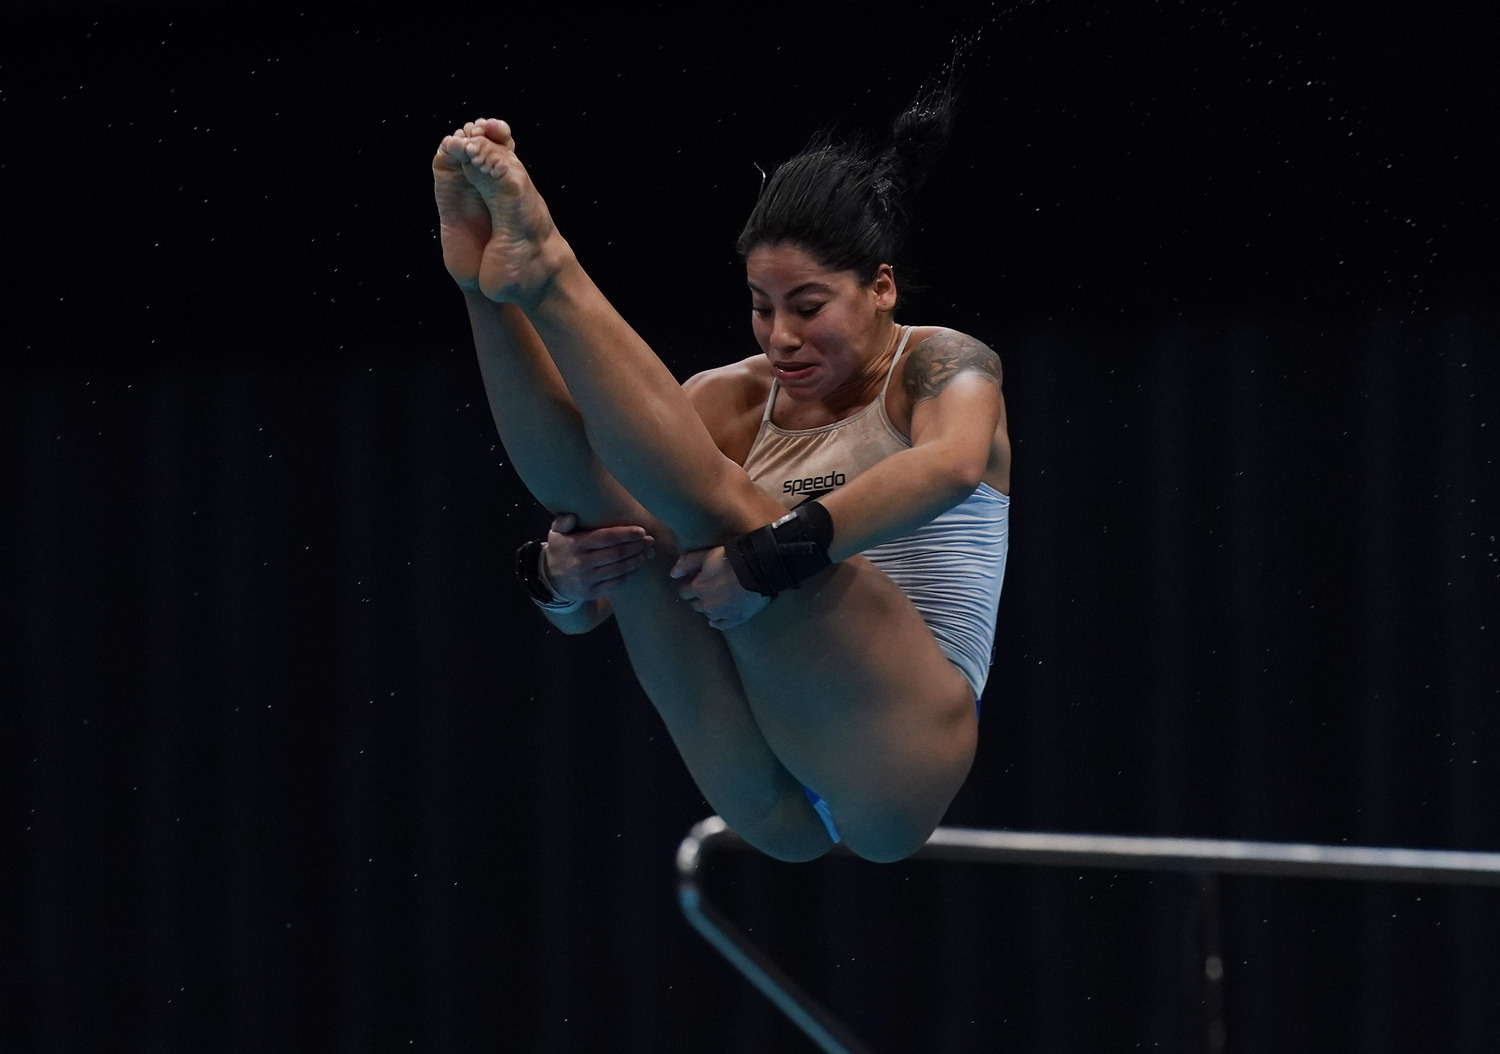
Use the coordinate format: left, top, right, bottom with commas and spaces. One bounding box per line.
746, 280, 832, 299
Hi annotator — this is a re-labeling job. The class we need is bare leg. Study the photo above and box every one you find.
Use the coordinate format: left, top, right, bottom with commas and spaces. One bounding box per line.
726, 562, 978, 861
434, 125, 832, 859
455, 122, 778, 549
459, 121, 979, 860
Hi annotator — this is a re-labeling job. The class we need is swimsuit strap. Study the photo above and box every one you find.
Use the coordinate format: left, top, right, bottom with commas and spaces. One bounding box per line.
878, 325, 916, 402
761, 324, 916, 424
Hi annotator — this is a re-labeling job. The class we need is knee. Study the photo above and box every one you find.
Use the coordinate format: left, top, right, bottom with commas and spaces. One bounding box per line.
837, 793, 953, 863
842, 819, 937, 864
727, 795, 836, 863
744, 828, 836, 863
837, 743, 973, 864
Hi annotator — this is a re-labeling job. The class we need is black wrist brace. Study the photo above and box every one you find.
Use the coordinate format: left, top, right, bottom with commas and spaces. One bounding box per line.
724, 500, 835, 598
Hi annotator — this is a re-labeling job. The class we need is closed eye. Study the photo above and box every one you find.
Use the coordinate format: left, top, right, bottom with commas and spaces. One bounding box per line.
750, 303, 823, 319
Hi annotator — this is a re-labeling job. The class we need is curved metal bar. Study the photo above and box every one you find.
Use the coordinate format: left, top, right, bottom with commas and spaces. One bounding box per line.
676, 818, 872, 1054
678, 817, 1500, 1052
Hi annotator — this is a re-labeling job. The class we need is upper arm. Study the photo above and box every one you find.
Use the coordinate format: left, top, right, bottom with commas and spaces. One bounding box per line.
900, 330, 1004, 487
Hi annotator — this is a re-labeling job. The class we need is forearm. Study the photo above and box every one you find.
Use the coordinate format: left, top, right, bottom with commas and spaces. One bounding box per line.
818, 445, 977, 562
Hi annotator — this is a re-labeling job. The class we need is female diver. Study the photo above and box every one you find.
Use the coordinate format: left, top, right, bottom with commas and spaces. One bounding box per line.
431, 87, 1010, 862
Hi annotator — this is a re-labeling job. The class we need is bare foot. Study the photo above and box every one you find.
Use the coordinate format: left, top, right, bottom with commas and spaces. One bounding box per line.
432, 120, 494, 292
454, 118, 575, 307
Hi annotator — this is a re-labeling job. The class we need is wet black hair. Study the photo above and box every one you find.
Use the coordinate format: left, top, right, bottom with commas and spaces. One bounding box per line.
735, 75, 958, 286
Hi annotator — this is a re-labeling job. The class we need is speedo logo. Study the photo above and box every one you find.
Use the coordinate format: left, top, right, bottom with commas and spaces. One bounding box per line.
783, 472, 847, 496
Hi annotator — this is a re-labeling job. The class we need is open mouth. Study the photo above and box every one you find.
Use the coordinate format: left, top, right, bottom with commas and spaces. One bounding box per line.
773, 361, 818, 382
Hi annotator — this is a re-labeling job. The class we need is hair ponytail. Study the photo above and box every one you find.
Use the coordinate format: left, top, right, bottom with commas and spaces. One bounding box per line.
879, 76, 958, 204
736, 73, 960, 285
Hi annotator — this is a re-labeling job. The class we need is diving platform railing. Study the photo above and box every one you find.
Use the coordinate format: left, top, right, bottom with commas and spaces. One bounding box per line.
676, 816, 1500, 1054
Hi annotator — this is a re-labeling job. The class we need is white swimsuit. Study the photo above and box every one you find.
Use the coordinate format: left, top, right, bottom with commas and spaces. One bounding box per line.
740, 327, 1010, 702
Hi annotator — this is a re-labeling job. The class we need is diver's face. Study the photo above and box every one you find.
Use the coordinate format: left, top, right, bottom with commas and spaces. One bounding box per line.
746, 242, 895, 400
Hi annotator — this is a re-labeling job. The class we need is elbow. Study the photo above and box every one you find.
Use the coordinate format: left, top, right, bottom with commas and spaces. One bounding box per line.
917, 466, 978, 520
920, 470, 979, 523
925, 442, 986, 499
945, 460, 985, 500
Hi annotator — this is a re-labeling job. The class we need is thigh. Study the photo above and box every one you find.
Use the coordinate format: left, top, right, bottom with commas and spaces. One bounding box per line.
605, 544, 834, 860
723, 557, 978, 862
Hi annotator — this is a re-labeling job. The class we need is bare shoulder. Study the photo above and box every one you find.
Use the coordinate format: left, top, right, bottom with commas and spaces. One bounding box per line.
682, 354, 771, 464
900, 326, 1003, 402
682, 354, 771, 411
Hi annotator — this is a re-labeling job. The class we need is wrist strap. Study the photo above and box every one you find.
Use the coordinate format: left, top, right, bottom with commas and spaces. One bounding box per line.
515, 539, 585, 612
724, 500, 834, 599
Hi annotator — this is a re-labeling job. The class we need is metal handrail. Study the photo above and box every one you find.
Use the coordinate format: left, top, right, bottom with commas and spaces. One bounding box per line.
676, 817, 1500, 1054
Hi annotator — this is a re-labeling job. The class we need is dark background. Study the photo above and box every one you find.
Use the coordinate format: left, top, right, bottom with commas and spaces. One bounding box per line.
5, 1, 1498, 1051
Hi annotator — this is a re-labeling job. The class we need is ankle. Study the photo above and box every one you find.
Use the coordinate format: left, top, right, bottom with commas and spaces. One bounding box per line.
516, 239, 583, 312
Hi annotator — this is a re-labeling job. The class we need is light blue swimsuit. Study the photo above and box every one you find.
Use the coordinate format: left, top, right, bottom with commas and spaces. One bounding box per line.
741, 327, 1011, 842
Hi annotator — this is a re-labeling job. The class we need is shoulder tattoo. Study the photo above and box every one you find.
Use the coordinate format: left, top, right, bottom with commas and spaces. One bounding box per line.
900, 331, 1002, 403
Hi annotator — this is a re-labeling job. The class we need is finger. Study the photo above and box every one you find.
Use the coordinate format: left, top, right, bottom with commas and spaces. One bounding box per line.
585, 541, 655, 571
551, 512, 579, 534
590, 549, 654, 584
595, 569, 643, 594
575, 544, 643, 576
574, 525, 652, 551
671, 549, 710, 580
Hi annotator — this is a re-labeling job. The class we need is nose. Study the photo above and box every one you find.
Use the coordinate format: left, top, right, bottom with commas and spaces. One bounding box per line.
769, 310, 801, 352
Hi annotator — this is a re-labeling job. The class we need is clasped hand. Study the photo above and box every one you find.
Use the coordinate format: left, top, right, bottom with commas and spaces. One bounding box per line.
543, 515, 768, 630
671, 546, 771, 631
543, 513, 655, 601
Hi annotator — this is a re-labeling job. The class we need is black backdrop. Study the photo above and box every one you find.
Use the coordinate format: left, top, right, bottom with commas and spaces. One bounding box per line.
5, 2, 1499, 1051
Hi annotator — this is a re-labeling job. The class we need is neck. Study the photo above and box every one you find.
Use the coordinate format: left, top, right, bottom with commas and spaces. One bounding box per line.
819, 319, 903, 415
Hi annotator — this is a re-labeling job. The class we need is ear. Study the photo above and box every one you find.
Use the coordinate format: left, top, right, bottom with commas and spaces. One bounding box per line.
871, 264, 898, 311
